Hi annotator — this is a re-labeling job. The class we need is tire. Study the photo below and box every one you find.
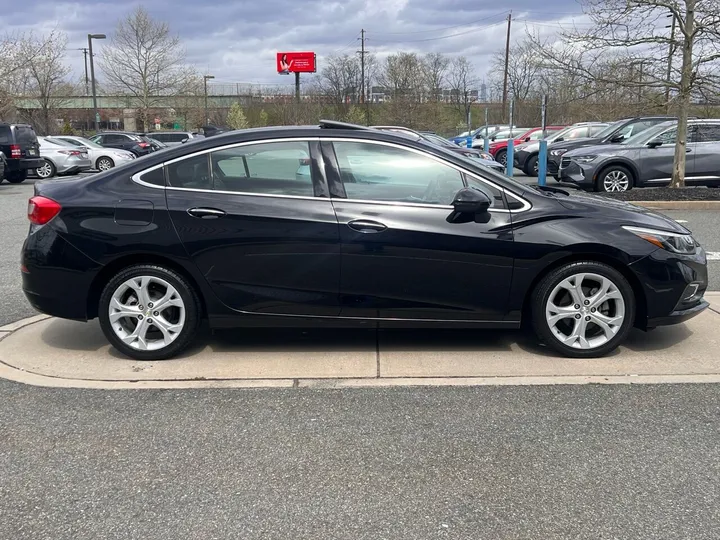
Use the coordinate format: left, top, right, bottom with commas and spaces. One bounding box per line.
96, 156, 114, 171
35, 160, 56, 179
98, 264, 201, 360
524, 154, 539, 177
531, 261, 636, 358
5, 170, 27, 184
596, 165, 633, 192
495, 149, 508, 167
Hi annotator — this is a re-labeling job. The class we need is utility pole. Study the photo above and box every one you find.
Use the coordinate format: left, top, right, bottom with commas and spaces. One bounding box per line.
665, 14, 676, 113
78, 48, 89, 95
359, 29, 370, 125
502, 12, 512, 122
88, 33, 106, 133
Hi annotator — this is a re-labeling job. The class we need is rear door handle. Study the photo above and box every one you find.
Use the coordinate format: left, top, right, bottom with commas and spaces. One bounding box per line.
187, 207, 226, 219
348, 219, 387, 233
686, 149, 692, 153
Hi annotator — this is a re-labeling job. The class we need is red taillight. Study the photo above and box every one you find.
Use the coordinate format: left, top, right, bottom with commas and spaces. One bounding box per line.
58, 150, 82, 156
10, 144, 21, 158
28, 196, 61, 225
138, 142, 150, 148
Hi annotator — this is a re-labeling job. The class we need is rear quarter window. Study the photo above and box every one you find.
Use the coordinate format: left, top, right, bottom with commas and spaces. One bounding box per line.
0, 126, 11, 144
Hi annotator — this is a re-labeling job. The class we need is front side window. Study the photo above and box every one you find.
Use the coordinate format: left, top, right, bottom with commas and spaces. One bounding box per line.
105, 134, 128, 144
210, 141, 314, 197
166, 154, 211, 189
566, 127, 589, 139
332, 141, 464, 205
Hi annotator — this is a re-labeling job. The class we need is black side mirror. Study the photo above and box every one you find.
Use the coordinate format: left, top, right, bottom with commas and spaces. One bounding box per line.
181, 138, 189, 143
647, 139, 663, 148
555, 136, 564, 142
610, 134, 625, 143
524, 136, 531, 142
452, 187, 491, 215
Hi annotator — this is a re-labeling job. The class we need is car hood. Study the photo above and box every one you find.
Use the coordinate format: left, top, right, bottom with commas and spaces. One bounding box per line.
515, 141, 539, 152
549, 137, 603, 151
555, 190, 690, 234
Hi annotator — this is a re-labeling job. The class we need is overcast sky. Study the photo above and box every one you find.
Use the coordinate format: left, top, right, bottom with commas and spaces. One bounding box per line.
1, 0, 591, 90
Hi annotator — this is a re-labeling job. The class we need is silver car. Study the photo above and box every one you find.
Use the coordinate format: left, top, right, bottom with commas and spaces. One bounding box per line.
35, 136, 93, 179
49, 136, 135, 171
145, 131, 204, 147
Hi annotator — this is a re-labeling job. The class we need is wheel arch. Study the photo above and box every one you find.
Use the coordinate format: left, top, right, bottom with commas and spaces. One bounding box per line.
95, 155, 114, 168
521, 250, 648, 329
594, 159, 640, 187
86, 253, 208, 320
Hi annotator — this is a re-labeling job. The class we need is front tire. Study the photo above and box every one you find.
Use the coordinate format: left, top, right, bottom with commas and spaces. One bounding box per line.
597, 165, 633, 192
96, 156, 114, 171
35, 160, 56, 179
524, 154, 539, 177
495, 149, 508, 167
99, 264, 201, 360
5, 170, 27, 183
531, 261, 636, 358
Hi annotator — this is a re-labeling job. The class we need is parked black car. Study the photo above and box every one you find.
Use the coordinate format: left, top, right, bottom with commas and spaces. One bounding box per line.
22, 121, 708, 361
547, 116, 678, 177
0, 123, 44, 183
89, 132, 155, 157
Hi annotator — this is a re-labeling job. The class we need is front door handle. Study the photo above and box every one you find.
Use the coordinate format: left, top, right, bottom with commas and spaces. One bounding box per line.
187, 207, 226, 219
348, 219, 387, 233
686, 149, 692, 153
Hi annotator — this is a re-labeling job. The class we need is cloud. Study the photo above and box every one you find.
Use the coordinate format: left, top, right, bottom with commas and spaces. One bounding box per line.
0, 0, 585, 88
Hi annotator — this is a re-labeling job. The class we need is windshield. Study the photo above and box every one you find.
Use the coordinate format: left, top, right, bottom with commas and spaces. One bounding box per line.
68, 137, 103, 149
592, 120, 625, 140
623, 122, 676, 146
422, 133, 456, 148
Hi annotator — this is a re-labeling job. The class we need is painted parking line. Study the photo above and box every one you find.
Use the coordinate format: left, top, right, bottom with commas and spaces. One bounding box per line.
707, 252, 720, 261
675, 219, 688, 223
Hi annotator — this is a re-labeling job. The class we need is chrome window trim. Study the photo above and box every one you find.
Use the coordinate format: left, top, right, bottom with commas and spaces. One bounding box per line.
130, 135, 532, 212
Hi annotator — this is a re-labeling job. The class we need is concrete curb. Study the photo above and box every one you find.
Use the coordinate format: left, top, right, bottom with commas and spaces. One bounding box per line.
1, 313, 720, 390
630, 201, 720, 210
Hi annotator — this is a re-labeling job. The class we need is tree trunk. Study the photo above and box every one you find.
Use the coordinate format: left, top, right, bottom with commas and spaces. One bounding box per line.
670, 0, 695, 189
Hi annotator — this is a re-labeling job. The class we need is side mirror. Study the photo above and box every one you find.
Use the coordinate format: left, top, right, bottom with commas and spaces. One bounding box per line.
181, 138, 189, 143
452, 188, 491, 215
610, 134, 625, 143
490, 136, 496, 141
647, 139, 663, 148
524, 136, 531, 142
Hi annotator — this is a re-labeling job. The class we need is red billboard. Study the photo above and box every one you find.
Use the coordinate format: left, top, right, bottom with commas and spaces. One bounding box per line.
277, 52, 316, 74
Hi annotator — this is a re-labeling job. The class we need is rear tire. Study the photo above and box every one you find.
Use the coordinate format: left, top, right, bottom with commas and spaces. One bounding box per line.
5, 170, 27, 184
99, 264, 201, 360
524, 155, 539, 177
531, 261, 636, 358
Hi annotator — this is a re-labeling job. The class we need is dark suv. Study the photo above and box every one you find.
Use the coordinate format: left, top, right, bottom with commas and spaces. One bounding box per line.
547, 116, 677, 177
89, 132, 155, 157
0, 123, 44, 183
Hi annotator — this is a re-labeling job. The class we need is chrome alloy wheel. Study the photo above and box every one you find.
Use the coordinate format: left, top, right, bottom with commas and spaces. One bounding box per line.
97, 157, 113, 171
36, 161, 54, 179
603, 170, 630, 192
109, 276, 186, 351
545, 272, 626, 350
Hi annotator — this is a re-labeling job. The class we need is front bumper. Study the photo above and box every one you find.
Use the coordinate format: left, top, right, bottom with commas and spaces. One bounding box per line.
630, 246, 709, 329
514, 149, 531, 168
558, 159, 596, 189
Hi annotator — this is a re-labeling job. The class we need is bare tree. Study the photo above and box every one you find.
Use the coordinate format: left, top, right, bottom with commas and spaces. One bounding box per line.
318, 54, 362, 109
0, 32, 53, 120
447, 56, 478, 131
100, 7, 191, 131
529, 0, 720, 187
489, 38, 542, 101
422, 53, 449, 101
19, 31, 72, 135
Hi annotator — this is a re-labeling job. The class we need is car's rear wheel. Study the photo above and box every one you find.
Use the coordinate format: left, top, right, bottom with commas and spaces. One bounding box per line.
97, 156, 114, 171
35, 160, 56, 179
99, 264, 201, 360
5, 170, 27, 183
531, 261, 635, 358
495, 149, 508, 167
524, 154, 539, 177
597, 165, 633, 192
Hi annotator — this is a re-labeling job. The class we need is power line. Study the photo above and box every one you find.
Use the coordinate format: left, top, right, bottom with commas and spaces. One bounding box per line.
327, 32, 362, 56
371, 20, 508, 44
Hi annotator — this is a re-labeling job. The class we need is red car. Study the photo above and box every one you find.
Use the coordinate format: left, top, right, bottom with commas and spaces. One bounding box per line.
488, 126, 567, 166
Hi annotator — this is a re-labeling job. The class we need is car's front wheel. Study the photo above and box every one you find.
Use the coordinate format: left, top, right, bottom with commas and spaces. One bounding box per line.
98, 264, 201, 360
597, 165, 633, 192
495, 149, 508, 167
531, 261, 636, 358
524, 154, 539, 177
97, 156, 114, 171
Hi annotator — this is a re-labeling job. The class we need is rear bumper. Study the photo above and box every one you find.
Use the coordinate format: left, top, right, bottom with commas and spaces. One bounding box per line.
56, 158, 92, 174
7, 157, 45, 171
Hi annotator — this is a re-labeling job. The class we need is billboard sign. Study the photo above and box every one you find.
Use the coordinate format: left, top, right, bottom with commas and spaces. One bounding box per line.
277, 52, 316, 74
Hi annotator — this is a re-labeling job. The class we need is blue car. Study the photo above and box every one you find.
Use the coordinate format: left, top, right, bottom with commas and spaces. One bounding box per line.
449, 125, 510, 146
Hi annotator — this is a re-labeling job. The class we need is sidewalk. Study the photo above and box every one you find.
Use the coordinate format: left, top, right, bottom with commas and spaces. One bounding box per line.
2, 295, 720, 389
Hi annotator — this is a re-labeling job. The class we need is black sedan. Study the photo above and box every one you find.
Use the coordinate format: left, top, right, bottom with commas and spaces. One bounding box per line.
22, 120, 709, 360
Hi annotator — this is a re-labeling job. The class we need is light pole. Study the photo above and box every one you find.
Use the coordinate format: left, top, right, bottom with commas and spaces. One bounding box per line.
204, 75, 215, 124
88, 33, 106, 133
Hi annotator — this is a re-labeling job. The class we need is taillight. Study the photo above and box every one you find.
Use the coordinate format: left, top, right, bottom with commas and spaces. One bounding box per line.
298, 158, 311, 166
138, 142, 149, 148
10, 144, 21, 158
28, 196, 62, 225
58, 150, 82, 156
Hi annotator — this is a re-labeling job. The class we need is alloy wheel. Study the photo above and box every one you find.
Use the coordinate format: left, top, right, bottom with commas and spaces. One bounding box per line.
97, 157, 113, 171
36, 161, 54, 179
603, 170, 630, 192
497, 151, 507, 166
545, 272, 625, 350
109, 276, 186, 351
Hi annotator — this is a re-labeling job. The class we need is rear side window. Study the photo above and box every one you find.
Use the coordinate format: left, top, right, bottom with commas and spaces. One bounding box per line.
210, 141, 314, 197
696, 125, 720, 142
166, 154, 211, 189
0, 126, 10, 145
150, 133, 168, 142
567, 127, 589, 138
138, 167, 165, 186
13, 126, 37, 144
104, 134, 128, 143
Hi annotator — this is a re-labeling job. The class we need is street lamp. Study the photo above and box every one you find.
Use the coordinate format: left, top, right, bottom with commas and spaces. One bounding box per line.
88, 33, 106, 133
204, 75, 215, 124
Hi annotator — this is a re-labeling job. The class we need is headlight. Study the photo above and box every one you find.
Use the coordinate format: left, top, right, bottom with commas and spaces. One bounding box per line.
572, 155, 596, 163
623, 226, 698, 254
550, 149, 567, 156
478, 152, 493, 160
